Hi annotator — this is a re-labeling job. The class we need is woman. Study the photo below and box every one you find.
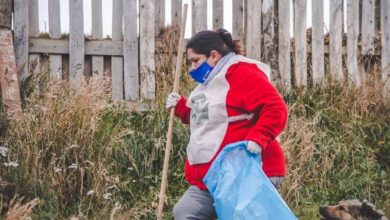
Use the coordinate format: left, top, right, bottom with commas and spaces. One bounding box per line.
166, 28, 288, 220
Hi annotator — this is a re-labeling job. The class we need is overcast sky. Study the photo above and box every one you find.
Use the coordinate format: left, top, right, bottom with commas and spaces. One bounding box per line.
37, 0, 336, 38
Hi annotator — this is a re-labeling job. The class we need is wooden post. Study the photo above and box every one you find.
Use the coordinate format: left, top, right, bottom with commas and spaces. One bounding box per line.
278, 0, 291, 89
29, 0, 40, 77
124, 0, 139, 100
157, 5, 188, 219
0, 0, 13, 29
48, 0, 62, 80
171, 0, 182, 27
329, 0, 343, 81
155, 0, 165, 36
312, 0, 325, 84
139, 0, 156, 100
69, 0, 85, 90
294, 0, 307, 87
233, 0, 244, 40
0, 30, 23, 116
381, 0, 390, 99
111, 0, 124, 100
192, 0, 207, 35
91, 0, 104, 77
347, 0, 360, 85
262, 0, 278, 82
14, 0, 29, 80
361, 0, 375, 55
213, 0, 223, 30
245, 0, 262, 61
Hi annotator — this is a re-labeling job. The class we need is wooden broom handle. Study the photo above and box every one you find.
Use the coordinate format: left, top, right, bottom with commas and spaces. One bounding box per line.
157, 4, 188, 220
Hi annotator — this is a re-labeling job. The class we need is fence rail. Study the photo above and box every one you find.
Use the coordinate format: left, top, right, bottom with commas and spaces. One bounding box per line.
10, 0, 390, 105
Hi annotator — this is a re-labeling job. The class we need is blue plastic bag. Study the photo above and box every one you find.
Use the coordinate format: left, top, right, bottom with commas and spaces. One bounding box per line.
203, 141, 297, 220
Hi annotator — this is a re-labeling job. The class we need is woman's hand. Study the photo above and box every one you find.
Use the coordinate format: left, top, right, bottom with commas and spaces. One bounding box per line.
166, 93, 181, 109
247, 141, 262, 154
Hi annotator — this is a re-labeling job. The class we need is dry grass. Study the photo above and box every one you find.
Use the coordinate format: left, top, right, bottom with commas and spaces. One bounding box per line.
4, 195, 39, 220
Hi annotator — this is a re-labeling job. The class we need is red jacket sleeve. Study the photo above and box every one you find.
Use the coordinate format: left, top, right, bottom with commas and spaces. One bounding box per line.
227, 63, 288, 150
174, 96, 191, 124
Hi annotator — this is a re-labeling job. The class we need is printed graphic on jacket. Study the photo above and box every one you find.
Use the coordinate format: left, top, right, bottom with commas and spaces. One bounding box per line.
190, 94, 209, 126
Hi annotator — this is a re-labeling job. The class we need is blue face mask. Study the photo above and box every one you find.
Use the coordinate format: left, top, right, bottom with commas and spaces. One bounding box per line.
189, 61, 214, 84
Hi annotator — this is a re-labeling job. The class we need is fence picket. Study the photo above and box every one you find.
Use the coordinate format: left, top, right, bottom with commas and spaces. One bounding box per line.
246, 0, 262, 61
155, 0, 165, 36
294, 0, 307, 86
312, 0, 325, 84
92, 0, 104, 77
262, 0, 277, 81
361, 0, 375, 55
111, 0, 123, 100
171, 0, 182, 27
139, 0, 155, 100
347, 0, 360, 85
124, 0, 139, 100
232, 0, 244, 40
278, 0, 291, 88
381, 0, 390, 99
213, 0, 223, 30
192, 0, 207, 35
329, 0, 343, 81
14, 0, 29, 79
48, 0, 62, 80
29, 0, 40, 77
69, 0, 85, 89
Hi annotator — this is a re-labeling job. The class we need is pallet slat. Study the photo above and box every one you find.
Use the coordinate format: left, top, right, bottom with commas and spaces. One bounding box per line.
48, 0, 62, 80
14, 0, 29, 79
278, 0, 291, 89
293, 0, 307, 86
124, 0, 139, 100
29, 0, 40, 76
361, 0, 375, 55
347, 0, 360, 85
232, 0, 244, 40
192, 0, 207, 35
245, 0, 262, 61
213, 0, 223, 30
139, 0, 156, 100
171, 0, 182, 27
155, 0, 165, 36
312, 0, 325, 84
329, 0, 343, 81
69, 0, 85, 89
111, 0, 124, 100
381, 0, 390, 99
92, 0, 104, 77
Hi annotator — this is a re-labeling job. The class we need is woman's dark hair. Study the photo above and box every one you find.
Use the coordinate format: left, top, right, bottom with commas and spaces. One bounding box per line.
186, 28, 242, 57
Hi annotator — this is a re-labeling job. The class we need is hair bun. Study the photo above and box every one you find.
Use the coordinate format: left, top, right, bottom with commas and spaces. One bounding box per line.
216, 28, 234, 49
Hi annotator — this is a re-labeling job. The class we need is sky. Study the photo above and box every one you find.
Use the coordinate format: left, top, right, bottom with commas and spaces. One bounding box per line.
37, 0, 336, 39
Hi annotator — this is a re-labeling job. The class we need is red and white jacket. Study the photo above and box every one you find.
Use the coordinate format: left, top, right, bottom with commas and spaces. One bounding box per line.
175, 55, 288, 190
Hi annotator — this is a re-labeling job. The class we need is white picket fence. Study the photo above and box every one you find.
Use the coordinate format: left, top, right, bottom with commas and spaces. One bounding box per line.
12, 0, 390, 105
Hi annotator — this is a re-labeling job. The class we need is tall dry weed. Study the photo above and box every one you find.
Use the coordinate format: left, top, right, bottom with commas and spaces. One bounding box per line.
4, 195, 39, 220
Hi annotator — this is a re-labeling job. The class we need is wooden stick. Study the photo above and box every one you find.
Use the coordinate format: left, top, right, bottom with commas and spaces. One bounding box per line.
157, 4, 188, 220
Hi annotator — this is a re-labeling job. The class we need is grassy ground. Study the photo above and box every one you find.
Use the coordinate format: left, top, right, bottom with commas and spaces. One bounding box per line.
1, 28, 389, 219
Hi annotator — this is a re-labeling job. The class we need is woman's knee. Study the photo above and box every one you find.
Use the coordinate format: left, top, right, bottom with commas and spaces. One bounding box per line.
173, 199, 191, 219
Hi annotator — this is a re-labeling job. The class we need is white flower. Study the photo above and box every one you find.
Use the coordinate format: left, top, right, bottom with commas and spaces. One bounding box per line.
87, 190, 95, 196
4, 161, 18, 167
103, 193, 112, 199
0, 146, 8, 157
107, 185, 116, 190
68, 163, 78, 169
54, 167, 62, 173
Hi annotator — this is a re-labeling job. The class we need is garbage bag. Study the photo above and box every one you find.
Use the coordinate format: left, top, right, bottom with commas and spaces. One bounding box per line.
203, 141, 297, 220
